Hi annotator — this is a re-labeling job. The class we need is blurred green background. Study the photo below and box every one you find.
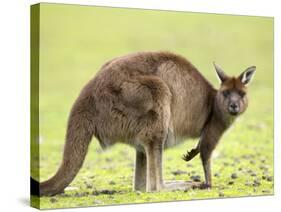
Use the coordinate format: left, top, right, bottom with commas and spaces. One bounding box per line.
35, 3, 273, 209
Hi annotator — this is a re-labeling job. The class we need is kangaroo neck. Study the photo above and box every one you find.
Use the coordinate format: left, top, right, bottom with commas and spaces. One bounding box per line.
212, 91, 236, 131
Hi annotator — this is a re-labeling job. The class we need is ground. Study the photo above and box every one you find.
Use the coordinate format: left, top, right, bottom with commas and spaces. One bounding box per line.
31, 3, 274, 209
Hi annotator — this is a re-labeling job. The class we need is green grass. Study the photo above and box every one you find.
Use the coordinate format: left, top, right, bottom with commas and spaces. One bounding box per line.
32, 3, 274, 209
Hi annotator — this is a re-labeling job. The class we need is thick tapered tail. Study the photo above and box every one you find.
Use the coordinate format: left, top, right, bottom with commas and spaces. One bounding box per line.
31, 97, 95, 196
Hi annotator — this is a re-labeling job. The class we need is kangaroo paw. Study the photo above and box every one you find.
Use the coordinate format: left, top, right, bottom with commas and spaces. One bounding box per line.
191, 182, 212, 190
199, 183, 211, 190
182, 148, 199, 162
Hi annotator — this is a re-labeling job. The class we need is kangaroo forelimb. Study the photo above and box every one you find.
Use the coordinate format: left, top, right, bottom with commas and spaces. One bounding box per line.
182, 146, 200, 162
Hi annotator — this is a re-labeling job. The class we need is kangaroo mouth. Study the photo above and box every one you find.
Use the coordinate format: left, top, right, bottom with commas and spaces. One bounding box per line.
229, 111, 239, 116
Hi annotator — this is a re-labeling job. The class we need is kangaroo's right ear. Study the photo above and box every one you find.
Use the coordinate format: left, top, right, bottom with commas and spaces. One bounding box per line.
213, 62, 228, 83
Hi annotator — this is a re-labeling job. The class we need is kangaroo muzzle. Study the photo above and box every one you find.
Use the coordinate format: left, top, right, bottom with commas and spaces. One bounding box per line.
228, 102, 239, 115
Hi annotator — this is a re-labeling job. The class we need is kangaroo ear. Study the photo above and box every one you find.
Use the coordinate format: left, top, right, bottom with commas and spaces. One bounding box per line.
239, 66, 256, 85
213, 62, 228, 83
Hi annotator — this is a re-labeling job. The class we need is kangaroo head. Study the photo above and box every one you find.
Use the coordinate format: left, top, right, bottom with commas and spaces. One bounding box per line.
213, 63, 256, 116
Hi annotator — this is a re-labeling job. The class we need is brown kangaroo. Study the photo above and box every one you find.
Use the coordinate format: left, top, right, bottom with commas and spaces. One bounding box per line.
31, 51, 255, 196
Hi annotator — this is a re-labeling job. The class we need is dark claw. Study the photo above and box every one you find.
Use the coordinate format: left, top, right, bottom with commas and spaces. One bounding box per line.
182, 148, 199, 162
182, 152, 192, 161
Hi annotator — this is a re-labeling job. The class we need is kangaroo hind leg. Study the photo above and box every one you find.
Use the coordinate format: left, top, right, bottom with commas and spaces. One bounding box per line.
144, 138, 165, 192
134, 150, 147, 191
131, 75, 171, 192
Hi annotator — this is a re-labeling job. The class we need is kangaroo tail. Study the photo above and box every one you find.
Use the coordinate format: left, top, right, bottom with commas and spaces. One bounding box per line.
31, 96, 95, 196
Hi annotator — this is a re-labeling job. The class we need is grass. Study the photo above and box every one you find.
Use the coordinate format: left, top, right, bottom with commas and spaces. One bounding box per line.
32, 3, 274, 209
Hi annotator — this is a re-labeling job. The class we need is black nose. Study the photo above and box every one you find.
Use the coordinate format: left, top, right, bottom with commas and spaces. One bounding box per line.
229, 103, 239, 114
230, 103, 238, 110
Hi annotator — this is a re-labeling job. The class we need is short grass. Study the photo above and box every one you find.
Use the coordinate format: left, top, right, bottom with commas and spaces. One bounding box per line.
32, 3, 274, 209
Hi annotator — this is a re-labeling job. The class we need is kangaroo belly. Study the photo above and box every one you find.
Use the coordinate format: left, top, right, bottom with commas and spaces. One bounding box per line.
156, 61, 213, 140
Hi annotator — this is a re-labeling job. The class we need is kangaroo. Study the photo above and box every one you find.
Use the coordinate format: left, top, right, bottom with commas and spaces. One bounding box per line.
31, 51, 255, 196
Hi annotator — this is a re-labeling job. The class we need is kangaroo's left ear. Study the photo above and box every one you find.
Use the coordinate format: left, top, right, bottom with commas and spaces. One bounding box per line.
239, 66, 256, 85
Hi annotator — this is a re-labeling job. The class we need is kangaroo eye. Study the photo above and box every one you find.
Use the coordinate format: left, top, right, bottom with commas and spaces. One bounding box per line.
238, 91, 245, 97
222, 90, 230, 97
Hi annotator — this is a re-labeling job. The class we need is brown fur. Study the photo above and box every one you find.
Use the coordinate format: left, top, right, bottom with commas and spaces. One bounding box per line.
34, 51, 255, 196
